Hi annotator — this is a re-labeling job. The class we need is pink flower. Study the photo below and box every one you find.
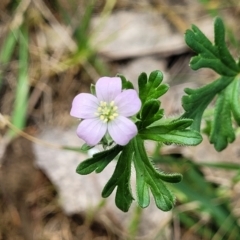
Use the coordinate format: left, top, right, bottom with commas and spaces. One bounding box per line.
70, 77, 141, 146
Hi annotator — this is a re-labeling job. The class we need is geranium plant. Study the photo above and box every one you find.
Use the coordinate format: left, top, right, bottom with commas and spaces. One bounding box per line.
70, 17, 240, 212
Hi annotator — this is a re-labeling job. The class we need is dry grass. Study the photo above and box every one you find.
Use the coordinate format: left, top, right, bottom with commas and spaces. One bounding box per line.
1, 0, 240, 239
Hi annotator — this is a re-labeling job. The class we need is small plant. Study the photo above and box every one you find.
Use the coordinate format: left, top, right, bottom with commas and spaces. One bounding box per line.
71, 17, 240, 212
181, 17, 240, 151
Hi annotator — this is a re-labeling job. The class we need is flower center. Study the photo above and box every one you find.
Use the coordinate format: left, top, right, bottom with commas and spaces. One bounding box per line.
95, 101, 118, 122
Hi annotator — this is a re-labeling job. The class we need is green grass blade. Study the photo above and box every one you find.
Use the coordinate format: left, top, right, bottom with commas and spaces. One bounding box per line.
8, 24, 29, 138
74, 0, 95, 50
0, 29, 18, 89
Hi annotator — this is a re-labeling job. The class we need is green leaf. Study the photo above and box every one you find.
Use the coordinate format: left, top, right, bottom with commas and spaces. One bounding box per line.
230, 75, 240, 125
80, 143, 95, 152
214, 18, 239, 74
182, 17, 240, 150
138, 70, 169, 105
149, 118, 193, 130
76, 145, 123, 175
118, 74, 134, 90
185, 17, 239, 76
102, 143, 134, 212
138, 99, 164, 129
140, 128, 202, 146
210, 85, 235, 151
139, 118, 202, 146
133, 136, 182, 211
181, 76, 233, 131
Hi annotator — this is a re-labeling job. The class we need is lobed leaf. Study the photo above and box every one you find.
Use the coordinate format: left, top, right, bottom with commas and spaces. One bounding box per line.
214, 18, 239, 74
181, 76, 233, 131
140, 129, 202, 146
138, 70, 169, 105
133, 136, 182, 211
76, 145, 122, 175
210, 85, 235, 151
185, 17, 239, 76
183, 18, 240, 150
138, 99, 164, 129
139, 118, 202, 146
230, 75, 240, 125
149, 118, 193, 130
118, 74, 134, 90
102, 143, 134, 212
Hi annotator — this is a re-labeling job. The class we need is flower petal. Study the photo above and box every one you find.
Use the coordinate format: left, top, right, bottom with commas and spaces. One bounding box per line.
114, 89, 141, 117
108, 116, 138, 145
77, 118, 107, 146
70, 93, 99, 119
95, 77, 122, 102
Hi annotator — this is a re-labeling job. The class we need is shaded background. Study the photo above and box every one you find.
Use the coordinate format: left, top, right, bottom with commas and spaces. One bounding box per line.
0, 0, 240, 239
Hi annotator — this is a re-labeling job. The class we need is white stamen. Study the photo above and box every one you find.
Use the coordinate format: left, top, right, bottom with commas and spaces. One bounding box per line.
96, 101, 119, 122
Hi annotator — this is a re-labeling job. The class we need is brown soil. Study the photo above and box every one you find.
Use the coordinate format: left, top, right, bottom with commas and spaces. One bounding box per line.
0, 137, 117, 240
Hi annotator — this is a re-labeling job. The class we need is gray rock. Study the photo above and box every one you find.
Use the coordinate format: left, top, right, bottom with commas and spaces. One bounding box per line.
91, 11, 213, 60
